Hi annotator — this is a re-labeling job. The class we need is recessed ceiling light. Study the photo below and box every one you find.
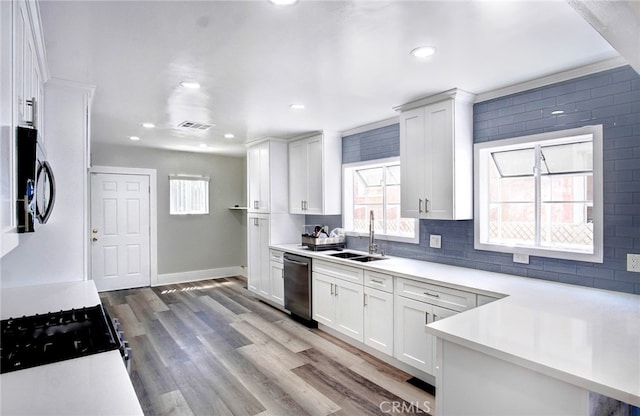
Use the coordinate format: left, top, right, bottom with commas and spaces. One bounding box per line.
180, 81, 201, 89
141, 122, 155, 128
289, 103, 305, 110
224, 133, 235, 139
129, 136, 140, 141
551, 110, 565, 115
410, 46, 436, 59
268, 0, 299, 5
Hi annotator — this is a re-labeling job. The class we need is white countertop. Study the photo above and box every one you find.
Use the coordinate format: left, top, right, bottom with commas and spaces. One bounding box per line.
273, 244, 640, 407
1, 281, 143, 415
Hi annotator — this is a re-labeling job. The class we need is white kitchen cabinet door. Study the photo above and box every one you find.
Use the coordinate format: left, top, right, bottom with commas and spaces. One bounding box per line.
288, 139, 307, 213
334, 278, 364, 342
247, 141, 269, 213
399, 89, 474, 220
399, 107, 425, 219
288, 132, 341, 215
312, 272, 335, 327
364, 287, 394, 356
247, 139, 289, 214
247, 214, 270, 296
269, 259, 284, 306
394, 295, 434, 374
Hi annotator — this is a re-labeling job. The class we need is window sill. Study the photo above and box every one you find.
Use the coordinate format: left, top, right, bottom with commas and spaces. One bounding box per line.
345, 230, 419, 245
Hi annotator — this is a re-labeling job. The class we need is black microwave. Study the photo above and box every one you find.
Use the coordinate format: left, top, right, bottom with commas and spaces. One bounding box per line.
16, 126, 55, 233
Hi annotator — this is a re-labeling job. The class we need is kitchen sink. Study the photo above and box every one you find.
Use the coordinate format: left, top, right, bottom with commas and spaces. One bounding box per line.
329, 252, 364, 259
350, 255, 387, 262
328, 252, 387, 262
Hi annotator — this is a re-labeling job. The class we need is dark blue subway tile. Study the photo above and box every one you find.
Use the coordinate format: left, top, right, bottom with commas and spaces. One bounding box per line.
590, 81, 631, 99
594, 278, 635, 293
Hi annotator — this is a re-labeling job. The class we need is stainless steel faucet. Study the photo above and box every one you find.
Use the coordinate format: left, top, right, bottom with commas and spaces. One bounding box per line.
369, 210, 378, 255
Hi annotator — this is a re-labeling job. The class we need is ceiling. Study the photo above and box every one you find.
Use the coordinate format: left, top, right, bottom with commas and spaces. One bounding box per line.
39, 0, 623, 157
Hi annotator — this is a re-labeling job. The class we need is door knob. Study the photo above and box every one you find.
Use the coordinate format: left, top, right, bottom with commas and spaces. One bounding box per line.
92, 237, 98, 242
92, 228, 98, 234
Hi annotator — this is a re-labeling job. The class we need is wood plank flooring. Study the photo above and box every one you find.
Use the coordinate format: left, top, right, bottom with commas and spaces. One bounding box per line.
100, 277, 434, 416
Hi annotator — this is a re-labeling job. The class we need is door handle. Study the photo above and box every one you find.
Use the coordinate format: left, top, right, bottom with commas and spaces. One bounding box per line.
419, 198, 423, 213
92, 237, 98, 242
330, 283, 334, 296
364, 293, 368, 306
425, 198, 430, 213
92, 228, 98, 234
425, 312, 429, 324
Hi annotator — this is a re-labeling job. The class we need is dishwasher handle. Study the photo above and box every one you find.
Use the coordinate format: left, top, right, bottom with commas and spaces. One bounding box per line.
283, 256, 309, 267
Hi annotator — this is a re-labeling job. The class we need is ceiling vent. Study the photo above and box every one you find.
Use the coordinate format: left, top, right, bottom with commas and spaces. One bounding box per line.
177, 121, 214, 131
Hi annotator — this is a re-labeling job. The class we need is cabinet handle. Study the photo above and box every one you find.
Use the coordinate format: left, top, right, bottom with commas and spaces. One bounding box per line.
253, 218, 259, 226
424, 291, 440, 298
26, 97, 36, 127
418, 198, 423, 213
254, 200, 259, 209
425, 312, 430, 325
371, 278, 384, 284
425, 198, 430, 213
364, 293, 368, 306
433, 314, 438, 321
335, 285, 338, 296
330, 283, 334, 296
301, 200, 305, 211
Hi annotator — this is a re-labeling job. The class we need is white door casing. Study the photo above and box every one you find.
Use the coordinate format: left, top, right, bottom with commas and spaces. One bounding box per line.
90, 167, 157, 291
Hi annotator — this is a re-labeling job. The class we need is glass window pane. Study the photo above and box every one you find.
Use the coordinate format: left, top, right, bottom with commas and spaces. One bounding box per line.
491, 147, 535, 177
386, 165, 400, 185
541, 141, 592, 174
170, 178, 209, 215
355, 167, 383, 187
540, 202, 593, 252
488, 202, 535, 246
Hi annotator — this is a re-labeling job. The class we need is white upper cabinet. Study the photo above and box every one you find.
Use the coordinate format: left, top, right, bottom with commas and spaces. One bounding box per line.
246, 139, 288, 213
1, 0, 48, 258
288, 132, 341, 215
398, 89, 474, 220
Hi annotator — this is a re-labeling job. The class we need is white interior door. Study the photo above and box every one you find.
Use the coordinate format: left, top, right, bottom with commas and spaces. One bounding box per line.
91, 172, 150, 291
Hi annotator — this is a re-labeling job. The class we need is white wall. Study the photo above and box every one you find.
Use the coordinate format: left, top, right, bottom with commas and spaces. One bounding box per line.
91, 143, 247, 281
1, 81, 89, 288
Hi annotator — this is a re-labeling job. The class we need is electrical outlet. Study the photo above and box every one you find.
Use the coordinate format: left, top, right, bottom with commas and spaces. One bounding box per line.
513, 253, 529, 264
429, 234, 441, 249
627, 253, 640, 272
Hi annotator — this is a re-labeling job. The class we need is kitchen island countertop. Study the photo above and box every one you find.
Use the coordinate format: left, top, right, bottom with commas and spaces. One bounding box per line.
272, 243, 640, 407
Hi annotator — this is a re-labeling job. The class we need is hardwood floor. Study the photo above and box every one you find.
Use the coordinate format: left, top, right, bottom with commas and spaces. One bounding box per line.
100, 277, 434, 416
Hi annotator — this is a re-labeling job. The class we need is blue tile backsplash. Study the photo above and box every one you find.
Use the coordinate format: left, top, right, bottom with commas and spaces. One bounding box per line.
312, 65, 640, 295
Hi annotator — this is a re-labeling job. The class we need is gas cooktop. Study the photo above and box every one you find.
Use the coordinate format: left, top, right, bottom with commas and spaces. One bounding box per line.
0, 304, 121, 374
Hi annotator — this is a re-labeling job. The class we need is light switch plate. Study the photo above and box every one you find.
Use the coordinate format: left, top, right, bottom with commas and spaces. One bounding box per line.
429, 234, 441, 249
627, 253, 640, 272
513, 253, 529, 264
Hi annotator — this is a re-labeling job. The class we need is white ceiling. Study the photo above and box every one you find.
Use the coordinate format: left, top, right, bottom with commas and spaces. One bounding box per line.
39, 0, 621, 157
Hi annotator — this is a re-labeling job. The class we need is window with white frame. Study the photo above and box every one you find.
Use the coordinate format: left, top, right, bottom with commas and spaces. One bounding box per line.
169, 176, 210, 215
343, 158, 418, 243
474, 125, 603, 262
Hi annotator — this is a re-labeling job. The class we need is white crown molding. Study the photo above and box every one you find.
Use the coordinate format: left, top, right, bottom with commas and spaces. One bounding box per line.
475, 57, 629, 103
341, 116, 400, 137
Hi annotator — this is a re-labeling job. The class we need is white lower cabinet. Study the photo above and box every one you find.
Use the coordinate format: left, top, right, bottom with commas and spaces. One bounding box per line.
364, 286, 394, 356
312, 270, 364, 342
247, 214, 270, 296
394, 295, 435, 374
269, 250, 284, 306
394, 277, 475, 375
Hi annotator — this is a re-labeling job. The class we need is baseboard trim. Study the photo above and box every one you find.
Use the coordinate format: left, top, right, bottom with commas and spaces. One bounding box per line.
154, 266, 245, 286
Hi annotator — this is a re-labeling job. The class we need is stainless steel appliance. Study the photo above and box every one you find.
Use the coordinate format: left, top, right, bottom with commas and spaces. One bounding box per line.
283, 253, 316, 327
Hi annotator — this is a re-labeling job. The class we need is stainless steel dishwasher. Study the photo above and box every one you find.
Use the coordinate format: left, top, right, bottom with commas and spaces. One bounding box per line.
283, 253, 317, 328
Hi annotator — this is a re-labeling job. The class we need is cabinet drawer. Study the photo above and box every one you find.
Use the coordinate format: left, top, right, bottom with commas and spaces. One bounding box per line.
395, 278, 476, 312
270, 250, 284, 263
313, 259, 363, 284
364, 270, 393, 293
